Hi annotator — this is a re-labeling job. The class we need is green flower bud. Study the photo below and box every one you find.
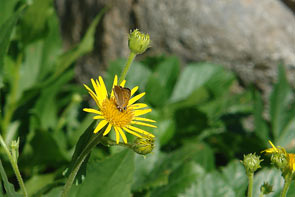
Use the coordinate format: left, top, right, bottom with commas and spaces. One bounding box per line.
242, 153, 262, 174
132, 136, 154, 155
260, 182, 273, 195
128, 29, 150, 55
271, 153, 288, 171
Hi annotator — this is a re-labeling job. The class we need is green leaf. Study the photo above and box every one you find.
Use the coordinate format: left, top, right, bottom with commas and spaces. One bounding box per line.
0, 7, 23, 78
184, 171, 235, 197
42, 8, 106, 87
145, 56, 179, 107
169, 63, 222, 103
253, 89, 269, 144
70, 150, 135, 197
64, 120, 96, 184
135, 143, 215, 191
220, 160, 248, 197
0, 159, 22, 197
19, 0, 52, 44
30, 129, 66, 165
151, 162, 205, 197
253, 168, 284, 197
0, 0, 19, 26
25, 173, 56, 196
270, 65, 293, 142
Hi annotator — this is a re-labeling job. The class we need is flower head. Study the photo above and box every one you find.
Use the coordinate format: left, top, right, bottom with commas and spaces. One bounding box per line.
132, 135, 155, 155
262, 140, 295, 173
83, 75, 156, 144
128, 29, 150, 55
241, 153, 262, 174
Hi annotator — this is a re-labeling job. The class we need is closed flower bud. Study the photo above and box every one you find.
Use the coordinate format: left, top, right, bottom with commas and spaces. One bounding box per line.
132, 136, 154, 155
128, 29, 150, 55
242, 153, 262, 174
271, 153, 288, 171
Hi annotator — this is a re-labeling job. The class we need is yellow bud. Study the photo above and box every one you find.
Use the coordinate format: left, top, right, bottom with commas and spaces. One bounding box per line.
128, 29, 150, 55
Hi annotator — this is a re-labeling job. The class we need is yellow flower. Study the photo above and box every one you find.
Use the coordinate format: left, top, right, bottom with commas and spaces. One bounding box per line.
83, 75, 156, 144
262, 140, 295, 173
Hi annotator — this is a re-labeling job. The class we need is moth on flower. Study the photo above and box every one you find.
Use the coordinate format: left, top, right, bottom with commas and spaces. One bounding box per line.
83, 75, 156, 144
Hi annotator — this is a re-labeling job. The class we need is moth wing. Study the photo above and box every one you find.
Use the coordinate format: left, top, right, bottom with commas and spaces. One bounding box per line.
113, 86, 124, 106
122, 87, 131, 107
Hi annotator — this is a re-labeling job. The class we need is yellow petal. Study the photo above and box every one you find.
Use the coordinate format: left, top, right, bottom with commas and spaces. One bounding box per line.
131, 86, 138, 96
84, 84, 100, 106
128, 92, 145, 106
99, 76, 108, 98
83, 108, 102, 115
127, 125, 155, 137
91, 78, 99, 96
94, 120, 108, 133
103, 124, 112, 136
131, 121, 157, 128
123, 127, 143, 138
120, 80, 126, 87
116, 127, 127, 144
93, 115, 105, 119
133, 117, 156, 123
133, 108, 152, 117
130, 103, 148, 110
111, 75, 118, 98
114, 127, 120, 144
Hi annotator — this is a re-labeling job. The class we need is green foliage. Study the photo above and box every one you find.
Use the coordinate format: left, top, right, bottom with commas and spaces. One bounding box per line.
1, 1, 295, 196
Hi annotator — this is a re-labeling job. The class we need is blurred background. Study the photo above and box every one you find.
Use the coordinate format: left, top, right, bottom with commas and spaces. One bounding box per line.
0, 0, 295, 196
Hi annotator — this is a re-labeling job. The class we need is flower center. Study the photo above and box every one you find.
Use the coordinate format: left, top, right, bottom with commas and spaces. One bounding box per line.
101, 98, 133, 127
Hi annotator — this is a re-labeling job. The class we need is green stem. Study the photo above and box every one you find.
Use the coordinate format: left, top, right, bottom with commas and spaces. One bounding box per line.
247, 172, 254, 197
259, 192, 264, 197
118, 52, 136, 84
61, 133, 103, 197
281, 173, 292, 197
0, 135, 27, 197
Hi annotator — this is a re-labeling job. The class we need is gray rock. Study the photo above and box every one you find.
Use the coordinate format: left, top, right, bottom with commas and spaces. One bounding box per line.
55, 0, 295, 94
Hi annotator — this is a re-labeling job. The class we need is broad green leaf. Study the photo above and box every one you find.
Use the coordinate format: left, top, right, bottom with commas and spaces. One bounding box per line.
183, 171, 235, 197
26, 173, 56, 196
0, 159, 22, 197
151, 162, 205, 197
30, 129, 66, 165
32, 69, 74, 129
253, 168, 284, 197
169, 63, 222, 103
145, 56, 179, 107
138, 143, 215, 191
221, 160, 247, 197
0, 7, 23, 78
70, 150, 135, 197
19, 0, 52, 44
0, 0, 19, 26
270, 65, 293, 142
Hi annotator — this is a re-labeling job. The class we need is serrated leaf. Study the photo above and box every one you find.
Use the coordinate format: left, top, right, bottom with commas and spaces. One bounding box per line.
70, 150, 135, 197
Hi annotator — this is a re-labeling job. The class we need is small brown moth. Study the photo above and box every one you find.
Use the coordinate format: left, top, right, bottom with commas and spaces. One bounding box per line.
113, 85, 131, 112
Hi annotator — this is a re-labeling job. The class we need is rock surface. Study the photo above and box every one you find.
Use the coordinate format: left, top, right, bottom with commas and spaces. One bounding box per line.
55, 0, 295, 95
